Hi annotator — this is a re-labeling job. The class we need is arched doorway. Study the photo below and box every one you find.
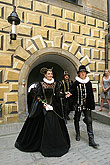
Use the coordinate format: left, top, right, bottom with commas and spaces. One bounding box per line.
27, 53, 78, 89
18, 47, 80, 118
2, 34, 91, 123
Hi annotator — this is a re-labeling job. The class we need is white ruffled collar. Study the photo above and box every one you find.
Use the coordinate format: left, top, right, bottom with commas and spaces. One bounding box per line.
76, 76, 89, 84
43, 77, 54, 84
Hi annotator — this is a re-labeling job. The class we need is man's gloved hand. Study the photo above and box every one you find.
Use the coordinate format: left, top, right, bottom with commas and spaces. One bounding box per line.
65, 92, 72, 98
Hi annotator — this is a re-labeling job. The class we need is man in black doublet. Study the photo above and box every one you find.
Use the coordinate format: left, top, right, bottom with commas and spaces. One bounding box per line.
60, 71, 73, 121
70, 65, 99, 148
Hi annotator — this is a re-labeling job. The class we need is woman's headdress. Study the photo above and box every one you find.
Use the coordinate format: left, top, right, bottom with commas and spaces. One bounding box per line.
40, 67, 53, 75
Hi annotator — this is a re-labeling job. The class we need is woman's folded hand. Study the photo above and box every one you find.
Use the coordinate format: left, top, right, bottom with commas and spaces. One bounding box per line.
43, 103, 53, 111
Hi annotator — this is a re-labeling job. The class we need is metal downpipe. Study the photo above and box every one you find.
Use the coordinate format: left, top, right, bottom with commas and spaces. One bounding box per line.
105, 35, 108, 69
105, 0, 110, 69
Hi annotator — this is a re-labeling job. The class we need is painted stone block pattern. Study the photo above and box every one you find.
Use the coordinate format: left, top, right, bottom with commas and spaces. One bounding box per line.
0, 53, 12, 67
57, 20, 69, 31
0, 6, 4, 19
75, 51, 83, 60
0, 35, 3, 50
97, 19, 104, 29
45, 41, 54, 47
87, 38, 96, 47
75, 13, 86, 24
0, 0, 13, 4
87, 16, 96, 26
82, 48, 91, 58
54, 35, 62, 47
34, 27, 49, 39
4, 114, 18, 123
92, 49, 100, 59
81, 26, 91, 36
89, 61, 96, 71
64, 33, 74, 43
62, 43, 69, 50
69, 40, 80, 55
70, 23, 80, 34
6, 36, 23, 51
9, 83, 18, 92
4, 69, 19, 82
64, 9, 75, 21
76, 36, 86, 45
34, 1, 49, 14
0, 20, 11, 32
31, 35, 46, 49
100, 31, 107, 39
13, 58, 24, 70
80, 55, 90, 66
5, 6, 13, 19
17, 25, 32, 36
100, 50, 105, 60
16, 9, 25, 23
4, 92, 18, 103
0, 0, 107, 123
96, 62, 105, 72
27, 12, 41, 26
43, 16, 56, 28
50, 5, 62, 17
26, 44, 37, 54
14, 46, 30, 60
18, 0, 32, 10
97, 40, 105, 48
91, 29, 100, 38
0, 85, 9, 100
49, 31, 62, 40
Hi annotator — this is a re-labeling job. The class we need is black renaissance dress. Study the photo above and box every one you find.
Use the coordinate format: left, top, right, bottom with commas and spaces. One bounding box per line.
15, 81, 70, 157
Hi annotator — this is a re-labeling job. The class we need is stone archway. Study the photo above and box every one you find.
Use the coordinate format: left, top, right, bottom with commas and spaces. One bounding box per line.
18, 47, 81, 114
3, 35, 91, 122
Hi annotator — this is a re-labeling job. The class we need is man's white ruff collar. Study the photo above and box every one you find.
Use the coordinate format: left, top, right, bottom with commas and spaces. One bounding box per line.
76, 76, 89, 84
43, 77, 54, 84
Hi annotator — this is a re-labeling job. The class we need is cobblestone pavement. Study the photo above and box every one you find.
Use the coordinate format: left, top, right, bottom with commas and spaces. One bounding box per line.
0, 114, 110, 165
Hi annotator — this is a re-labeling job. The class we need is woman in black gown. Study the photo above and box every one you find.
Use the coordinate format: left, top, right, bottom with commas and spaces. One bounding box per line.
15, 68, 70, 157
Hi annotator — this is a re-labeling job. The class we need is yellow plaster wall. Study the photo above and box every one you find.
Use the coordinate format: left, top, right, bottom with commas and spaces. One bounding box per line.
0, 0, 108, 123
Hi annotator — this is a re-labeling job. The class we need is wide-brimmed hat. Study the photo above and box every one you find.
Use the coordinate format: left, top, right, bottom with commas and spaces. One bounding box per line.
40, 67, 53, 75
64, 71, 70, 77
77, 65, 89, 74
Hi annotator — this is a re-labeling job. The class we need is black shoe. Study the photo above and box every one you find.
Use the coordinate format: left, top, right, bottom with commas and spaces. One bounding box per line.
89, 140, 99, 148
76, 134, 80, 141
67, 116, 70, 120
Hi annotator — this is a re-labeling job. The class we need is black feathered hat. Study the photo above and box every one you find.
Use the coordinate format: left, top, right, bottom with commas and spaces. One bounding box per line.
64, 71, 70, 77
77, 65, 89, 74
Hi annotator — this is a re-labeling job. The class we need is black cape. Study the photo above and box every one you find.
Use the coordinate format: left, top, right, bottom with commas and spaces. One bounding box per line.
15, 82, 70, 157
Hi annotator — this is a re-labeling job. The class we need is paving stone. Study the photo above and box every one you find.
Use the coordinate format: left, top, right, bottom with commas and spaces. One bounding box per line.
0, 116, 110, 165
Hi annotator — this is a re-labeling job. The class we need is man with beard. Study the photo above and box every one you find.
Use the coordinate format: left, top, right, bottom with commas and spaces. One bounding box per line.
60, 71, 73, 121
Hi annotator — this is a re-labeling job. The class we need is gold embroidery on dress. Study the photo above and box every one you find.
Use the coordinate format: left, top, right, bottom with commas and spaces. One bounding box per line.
41, 82, 56, 89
